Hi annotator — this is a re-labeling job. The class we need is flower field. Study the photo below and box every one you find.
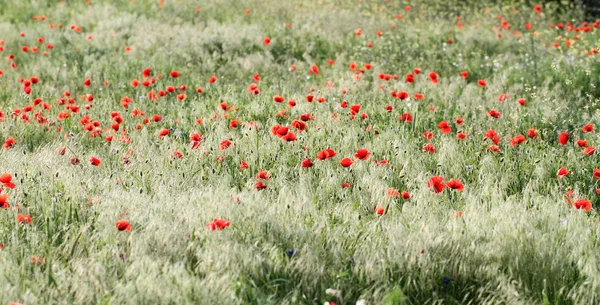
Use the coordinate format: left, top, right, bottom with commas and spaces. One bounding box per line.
1, 0, 600, 304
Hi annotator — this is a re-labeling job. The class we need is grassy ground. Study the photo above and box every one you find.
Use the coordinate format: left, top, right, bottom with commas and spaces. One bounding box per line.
1, 0, 600, 304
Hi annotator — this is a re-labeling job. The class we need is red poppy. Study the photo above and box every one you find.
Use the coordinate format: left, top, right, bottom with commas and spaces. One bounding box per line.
340, 158, 354, 167
477, 79, 487, 88
374, 205, 385, 216
577, 139, 588, 148
446, 179, 464, 191
254, 181, 267, 190
240, 160, 249, 170
423, 130, 434, 140
533, 5, 542, 13
401, 191, 410, 200
394, 113, 412, 124
273, 95, 285, 103
527, 129, 538, 138
208, 75, 218, 83
301, 158, 314, 168
169, 71, 179, 78
593, 168, 600, 180
256, 170, 269, 180
0, 173, 15, 189
456, 132, 468, 140
428, 72, 439, 84
437, 121, 451, 133
558, 132, 569, 145
17, 214, 32, 224
573, 199, 591, 212
488, 109, 501, 118
518, 98, 526, 106
428, 176, 445, 193
206, 218, 231, 230
263, 37, 270, 46
460, 71, 468, 79
354, 148, 370, 160
159, 128, 170, 137
0, 193, 9, 209
584, 146, 595, 156
4, 137, 16, 149
422, 143, 436, 153
582, 123, 594, 133
510, 135, 526, 146
316, 149, 336, 160
116, 220, 132, 231
557, 167, 569, 178
220, 139, 232, 151
488, 145, 500, 152
89, 156, 101, 166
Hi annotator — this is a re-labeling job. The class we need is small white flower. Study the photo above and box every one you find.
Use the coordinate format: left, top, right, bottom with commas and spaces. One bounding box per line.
325, 288, 341, 297
356, 300, 366, 305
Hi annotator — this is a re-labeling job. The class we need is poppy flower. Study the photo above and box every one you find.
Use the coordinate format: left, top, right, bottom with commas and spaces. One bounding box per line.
316, 149, 336, 160
208, 75, 218, 83
254, 181, 267, 190
239, 160, 249, 170
206, 218, 231, 230
460, 71, 468, 79
173, 151, 183, 158
573, 199, 591, 212
533, 5, 542, 13
396, 112, 413, 124
428, 176, 445, 193
437, 121, 451, 133
4, 137, 16, 149
89, 156, 101, 166
498, 94, 508, 102
341, 182, 352, 188
301, 158, 314, 168
488, 145, 500, 152
283, 130, 297, 142
582, 124, 594, 133
428, 72, 439, 84
291, 120, 306, 131
220, 139, 232, 151
354, 148, 370, 160
477, 79, 487, 88
374, 205, 385, 216
593, 168, 600, 180
510, 135, 526, 146
17, 214, 32, 224
401, 191, 410, 200
263, 37, 270, 45
273, 95, 285, 103
340, 158, 354, 167
488, 109, 501, 118
558, 132, 569, 145
256, 170, 269, 180
159, 128, 170, 137
577, 139, 588, 148
116, 220, 132, 231
518, 98, 526, 106
0, 193, 9, 209
169, 71, 179, 78
457, 132, 468, 140
527, 129, 538, 138
557, 167, 569, 178
423, 130, 434, 140
422, 143, 436, 153
0, 173, 15, 189
446, 179, 464, 191
584, 146, 595, 156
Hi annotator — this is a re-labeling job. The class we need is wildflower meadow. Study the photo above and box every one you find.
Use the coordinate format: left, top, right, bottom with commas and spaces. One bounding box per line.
1, 0, 600, 304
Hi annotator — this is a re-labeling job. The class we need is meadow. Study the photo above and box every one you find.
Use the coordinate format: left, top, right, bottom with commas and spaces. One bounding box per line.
1, 0, 600, 304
